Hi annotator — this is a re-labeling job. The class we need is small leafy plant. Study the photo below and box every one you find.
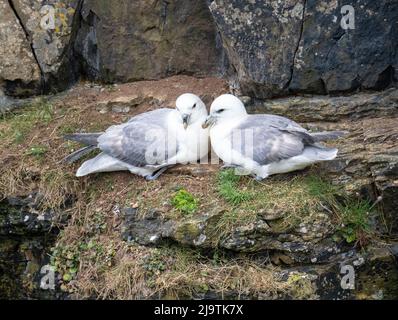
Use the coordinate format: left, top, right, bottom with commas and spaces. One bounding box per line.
171, 189, 199, 215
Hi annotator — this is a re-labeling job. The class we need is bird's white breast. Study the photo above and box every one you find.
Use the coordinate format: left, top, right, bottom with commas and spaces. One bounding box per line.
168, 111, 209, 163
209, 117, 246, 165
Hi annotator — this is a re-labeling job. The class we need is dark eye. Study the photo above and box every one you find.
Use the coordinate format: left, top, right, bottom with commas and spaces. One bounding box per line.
192, 103, 197, 109
217, 109, 225, 113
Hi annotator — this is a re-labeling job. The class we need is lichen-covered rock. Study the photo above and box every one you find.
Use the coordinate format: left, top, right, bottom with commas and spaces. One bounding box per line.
0, 0, 41, 96
121, 205, 341, 264
208, 0, 305, 98
74, 0, 226, 83
11, 0, 81, 92
208, 0, 398, 98
0, 0, 81, 97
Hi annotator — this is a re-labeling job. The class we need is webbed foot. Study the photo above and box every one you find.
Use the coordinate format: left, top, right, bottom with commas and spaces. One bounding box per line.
144, 166, 172, 181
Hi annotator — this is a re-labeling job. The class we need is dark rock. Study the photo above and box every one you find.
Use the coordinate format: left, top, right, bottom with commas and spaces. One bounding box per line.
0, 0, 41, 96
281, 245, 398, 299
290, 0, 398, 95
0, 194, 70, 299
208, 0, 305, 98
75, 0, 227, 83
208, 0, 398, 98
0, 194, 56, 236
121, 207, 175, 245
250, 88, 398, 122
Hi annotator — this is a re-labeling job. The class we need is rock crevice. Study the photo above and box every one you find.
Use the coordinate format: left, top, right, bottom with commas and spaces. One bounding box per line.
7, 0, 44, 90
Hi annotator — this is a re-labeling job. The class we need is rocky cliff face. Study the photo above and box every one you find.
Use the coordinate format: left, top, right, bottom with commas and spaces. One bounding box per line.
74, 0, 227, 82
0, 0, 80, 96
0, 0, 42, 96
208, 0, 398, 98
0, 78, 397, 299
0, 0, 398, 300
0, 0, 227, 97
1, 0, 396, 98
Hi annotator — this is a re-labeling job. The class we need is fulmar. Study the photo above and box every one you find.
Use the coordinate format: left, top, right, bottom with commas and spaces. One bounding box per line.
64, 93, 209, 180
203, 94, 346, 180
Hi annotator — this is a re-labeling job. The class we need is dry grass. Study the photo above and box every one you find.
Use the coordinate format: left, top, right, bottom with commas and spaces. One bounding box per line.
70, 244, 287, 300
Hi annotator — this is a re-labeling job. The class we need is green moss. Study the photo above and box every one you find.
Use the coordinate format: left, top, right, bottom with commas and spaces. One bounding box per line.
287, 272, 318, 299
174, 220, 202, 244
171, 189, 198, 215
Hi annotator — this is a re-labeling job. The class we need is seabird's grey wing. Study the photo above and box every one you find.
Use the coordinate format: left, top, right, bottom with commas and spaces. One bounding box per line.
128, 108, 173, 123
232, 115, 309, 165
98, 109, 176, 167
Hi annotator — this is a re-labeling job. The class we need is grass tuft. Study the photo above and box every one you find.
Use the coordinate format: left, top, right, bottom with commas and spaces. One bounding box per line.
0, 100, 53, 144
217, 169, 252, 205
26, 145, 48, 158
334, 199, 373, 245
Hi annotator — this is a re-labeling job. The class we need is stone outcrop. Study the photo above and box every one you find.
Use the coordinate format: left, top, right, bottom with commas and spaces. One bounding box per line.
208, 0, 305, 98
0, 194, 68, 299
0, 0, 81, 97
251, 89, 398, 234
1, 0, 397, 98
11, 0, 81, 92
121, 206, 339, 264
208, 0, 398, 98
0, 0, 41, 96
74, 0, 227, 82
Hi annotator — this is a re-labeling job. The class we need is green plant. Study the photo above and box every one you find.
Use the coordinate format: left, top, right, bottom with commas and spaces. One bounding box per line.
50, 243, 81, 283
26, 145, 48, 158
304, 176, 374, 246
305, 175, 340, 200
217, 169, 252, 205
171, 189, 198, 215
0, 100, 53, 144
142, 249, 167, 278
335, 199, 373, 245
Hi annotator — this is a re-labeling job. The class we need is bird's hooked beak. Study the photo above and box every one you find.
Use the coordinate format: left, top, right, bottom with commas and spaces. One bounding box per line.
202, 115, 216, 129
182, 114, 190, 129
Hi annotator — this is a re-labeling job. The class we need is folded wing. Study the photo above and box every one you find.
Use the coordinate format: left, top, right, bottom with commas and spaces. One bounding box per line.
98, 109, 176, 167
232, 115, 315, 165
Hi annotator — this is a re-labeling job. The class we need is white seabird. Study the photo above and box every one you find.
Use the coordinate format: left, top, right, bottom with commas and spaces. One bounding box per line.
64, 93, 209, 180
202, 94, 346, 180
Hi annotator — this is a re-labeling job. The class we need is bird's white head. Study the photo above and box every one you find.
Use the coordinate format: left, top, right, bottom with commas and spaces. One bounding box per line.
176, 93, 208, 129
202, 94, 247, 129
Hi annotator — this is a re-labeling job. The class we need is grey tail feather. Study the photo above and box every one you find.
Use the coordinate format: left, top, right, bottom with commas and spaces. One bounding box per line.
310, 131, 348, 142
64, 133, 103, 146
63, 146, 97, 164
